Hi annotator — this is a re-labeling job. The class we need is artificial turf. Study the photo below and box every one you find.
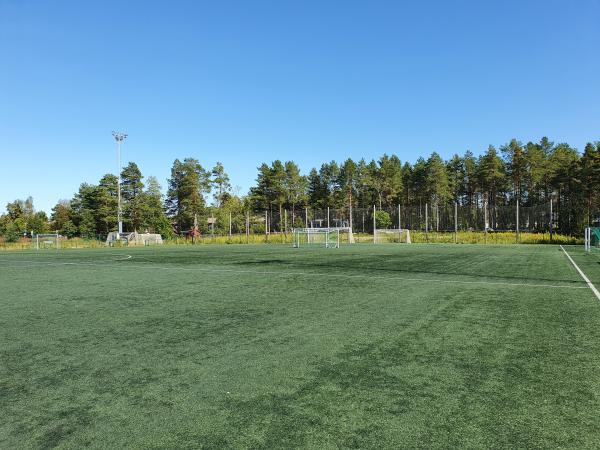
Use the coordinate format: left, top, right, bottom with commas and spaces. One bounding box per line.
1, 244, 600, 448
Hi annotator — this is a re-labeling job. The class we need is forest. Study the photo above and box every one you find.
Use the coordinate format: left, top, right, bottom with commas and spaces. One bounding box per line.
1, 137, 599, 241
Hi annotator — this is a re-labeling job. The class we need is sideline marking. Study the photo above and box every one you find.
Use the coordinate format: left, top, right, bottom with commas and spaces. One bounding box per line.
0, 258, 588, 290
560, 245, 600, 301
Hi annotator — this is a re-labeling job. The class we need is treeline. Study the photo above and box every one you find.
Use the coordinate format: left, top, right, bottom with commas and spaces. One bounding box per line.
1, 137, 599, 241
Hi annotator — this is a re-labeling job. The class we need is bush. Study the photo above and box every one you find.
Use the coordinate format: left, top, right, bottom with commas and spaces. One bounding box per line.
375, 210, 392, 229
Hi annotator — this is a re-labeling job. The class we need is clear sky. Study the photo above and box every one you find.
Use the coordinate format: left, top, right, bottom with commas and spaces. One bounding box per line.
1, 0, 599, 214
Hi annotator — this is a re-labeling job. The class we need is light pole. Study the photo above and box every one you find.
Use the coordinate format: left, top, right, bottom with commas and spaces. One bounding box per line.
112, 131, 127, 235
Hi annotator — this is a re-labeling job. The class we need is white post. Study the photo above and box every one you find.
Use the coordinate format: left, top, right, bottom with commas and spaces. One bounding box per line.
586, 227, 590, 251
549, 199, 553, 242
327, 207, 330, 229
454, 202, 458, 244
585, 227, 588, 251
516, 199, 520, 243
305, 207, 308, 229
229, 211, 232, 237
484, 198, 488, 244
246, 211, 249, 243
373, 204, 376, 244
36, 234, 39, 250
425, 203, 428, 239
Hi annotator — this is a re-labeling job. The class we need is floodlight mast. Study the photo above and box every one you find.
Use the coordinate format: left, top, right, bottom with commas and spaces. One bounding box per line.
112, 131, 127, 235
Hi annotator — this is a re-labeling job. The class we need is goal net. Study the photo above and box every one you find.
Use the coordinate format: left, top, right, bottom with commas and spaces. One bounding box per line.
293, 228, 340, 248
34, 233, 60, 250
374, 228, 411, 244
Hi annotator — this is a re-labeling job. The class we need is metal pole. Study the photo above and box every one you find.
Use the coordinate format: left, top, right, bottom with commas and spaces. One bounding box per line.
117, 139, 122, 234
454, 202, 458, 244
246, 211, 249, 243
112, 131, 127, 236
327, 207, 330, 229
349, 200, 353, 235
229, 211, 232, 237
516, 199, 520, 243
373, 204, 376, 244
484, 198, 488, 244
265, 210, 268, 241
305, 207, 308, 229
549, 199, 553, 242
425, 203, 428, 241
398, 204, 401, 230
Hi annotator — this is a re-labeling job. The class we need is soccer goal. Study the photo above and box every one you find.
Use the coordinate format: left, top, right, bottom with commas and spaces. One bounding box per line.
374, 228, 411, 244
293, 228, 340, 248
34, 233, 60, 250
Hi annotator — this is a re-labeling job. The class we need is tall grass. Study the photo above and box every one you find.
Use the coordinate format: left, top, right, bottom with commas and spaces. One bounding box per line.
0, 231, 582, 251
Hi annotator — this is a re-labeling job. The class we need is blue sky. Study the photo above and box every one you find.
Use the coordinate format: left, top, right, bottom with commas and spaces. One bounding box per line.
1, 0, 599, 214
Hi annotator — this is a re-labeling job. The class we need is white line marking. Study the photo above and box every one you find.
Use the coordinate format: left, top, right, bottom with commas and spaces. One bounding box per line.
0, 258, 587, 290
560, 245, 600, 300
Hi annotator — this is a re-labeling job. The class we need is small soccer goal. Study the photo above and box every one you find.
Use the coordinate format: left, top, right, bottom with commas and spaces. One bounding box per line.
374, 228, 411, 244
293, 228, 340, 248
34, 233, 60, 250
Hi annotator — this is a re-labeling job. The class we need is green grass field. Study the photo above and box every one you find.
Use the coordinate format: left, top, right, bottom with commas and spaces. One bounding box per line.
2, 244, 600, 448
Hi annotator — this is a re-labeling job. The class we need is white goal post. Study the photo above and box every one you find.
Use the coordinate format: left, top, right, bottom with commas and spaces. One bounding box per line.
374, 228, 411, 244
34, 233, 60, 250
293, 228, 340, 248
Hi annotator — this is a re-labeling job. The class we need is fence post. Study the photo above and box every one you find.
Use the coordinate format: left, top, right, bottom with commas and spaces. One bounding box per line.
398, 204, 401, 230
454, 202, 458, 244
484, 198, 488, 244
229, 211, 232, 238
549, 199, 553, 242
246, 211, 249, 244
305, 207, 308, 229
265, 210, 268, 242
516, 199, 520, 243
425, 203, 428, 241
373, 204, 376, 244
327, 207, 330, 229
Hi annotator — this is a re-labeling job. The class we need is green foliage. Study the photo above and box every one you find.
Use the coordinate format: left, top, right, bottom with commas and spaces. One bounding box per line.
166, 158, 211, 232
375, 210, 392, 229
5, 135, 600, 241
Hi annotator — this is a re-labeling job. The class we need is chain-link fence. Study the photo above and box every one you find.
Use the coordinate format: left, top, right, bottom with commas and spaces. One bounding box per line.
173, 200, 592, 244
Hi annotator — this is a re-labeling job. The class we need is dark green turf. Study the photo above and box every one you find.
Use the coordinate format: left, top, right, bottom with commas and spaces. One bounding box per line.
1, 244, 600, 449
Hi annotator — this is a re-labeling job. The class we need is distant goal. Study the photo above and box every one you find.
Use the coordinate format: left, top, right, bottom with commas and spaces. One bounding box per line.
293, 228, 340, 248
374, 228, 411, 244
34, 233, 60, 250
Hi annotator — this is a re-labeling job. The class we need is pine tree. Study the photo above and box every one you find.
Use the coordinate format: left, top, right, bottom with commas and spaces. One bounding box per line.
211, 162, 231, 208
165, 158, 211, 232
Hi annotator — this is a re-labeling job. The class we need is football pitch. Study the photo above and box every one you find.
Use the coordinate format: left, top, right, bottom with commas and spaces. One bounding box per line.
2, 244, 600, 449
